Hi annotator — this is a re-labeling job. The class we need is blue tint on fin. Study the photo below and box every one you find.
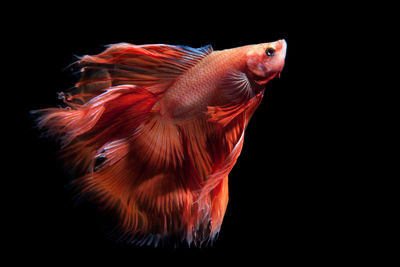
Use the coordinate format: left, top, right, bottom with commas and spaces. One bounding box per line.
175, 44, 213, 57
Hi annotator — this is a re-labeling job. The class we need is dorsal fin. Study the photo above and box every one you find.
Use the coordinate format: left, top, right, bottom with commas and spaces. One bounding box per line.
67, 43, 213, 104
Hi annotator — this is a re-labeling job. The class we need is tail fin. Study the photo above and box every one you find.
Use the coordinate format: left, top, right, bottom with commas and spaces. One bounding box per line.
33, 84, 214, 246
33, 85, 157, 170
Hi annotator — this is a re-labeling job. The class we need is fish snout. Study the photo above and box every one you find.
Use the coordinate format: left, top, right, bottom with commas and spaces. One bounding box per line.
278, 39, 287, 56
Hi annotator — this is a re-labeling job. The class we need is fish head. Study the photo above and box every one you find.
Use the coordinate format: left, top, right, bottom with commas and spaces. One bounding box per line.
246, 39, 287, 84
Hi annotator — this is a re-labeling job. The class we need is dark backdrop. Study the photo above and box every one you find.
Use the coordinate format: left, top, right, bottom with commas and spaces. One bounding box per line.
12, 3, 353, 263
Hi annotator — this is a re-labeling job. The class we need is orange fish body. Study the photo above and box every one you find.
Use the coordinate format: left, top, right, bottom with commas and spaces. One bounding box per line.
35, 40, 287, 246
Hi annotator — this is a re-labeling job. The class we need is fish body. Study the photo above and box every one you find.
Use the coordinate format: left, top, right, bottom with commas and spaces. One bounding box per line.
160, 43, 285, 120
34, 40, 287, 246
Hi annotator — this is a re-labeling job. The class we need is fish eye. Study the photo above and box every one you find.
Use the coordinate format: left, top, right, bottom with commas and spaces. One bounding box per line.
265, 48, 275, 57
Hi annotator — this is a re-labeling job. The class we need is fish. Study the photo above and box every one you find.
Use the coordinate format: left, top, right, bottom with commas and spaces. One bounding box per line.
33, 39, 287, 246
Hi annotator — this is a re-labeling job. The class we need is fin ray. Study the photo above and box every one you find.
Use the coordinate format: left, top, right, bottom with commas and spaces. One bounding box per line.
68, 43, 213, 104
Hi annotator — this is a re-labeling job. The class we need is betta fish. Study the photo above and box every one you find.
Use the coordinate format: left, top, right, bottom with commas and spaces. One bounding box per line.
34, 39, 287, 246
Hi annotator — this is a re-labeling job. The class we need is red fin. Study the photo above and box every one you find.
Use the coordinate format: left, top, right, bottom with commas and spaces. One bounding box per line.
35, 84, 210, 245
68, 43, 213, 104
207, 92, 264, 127
221, 69, 255, 103
34, 78, 262, 246
196, 93, 264, 231
206, 70, 263, 127
196, 115, 245, 215
34, 85, 158, 170
174, 114, 247, 242
210, 176, 229, 238
207, 104, 246, 127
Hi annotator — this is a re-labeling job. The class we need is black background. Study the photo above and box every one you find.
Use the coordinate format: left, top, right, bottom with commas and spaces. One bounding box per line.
11, 2, 364, 264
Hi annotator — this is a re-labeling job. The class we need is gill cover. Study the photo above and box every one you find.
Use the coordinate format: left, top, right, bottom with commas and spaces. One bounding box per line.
246, 39, 287, 84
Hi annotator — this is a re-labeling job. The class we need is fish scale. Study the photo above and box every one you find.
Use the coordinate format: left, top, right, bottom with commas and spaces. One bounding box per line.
160, 47, 246, 120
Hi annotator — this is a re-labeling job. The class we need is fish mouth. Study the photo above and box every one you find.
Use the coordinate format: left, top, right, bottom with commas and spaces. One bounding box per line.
279, 39, 287, 56
277, 39, 287, 76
